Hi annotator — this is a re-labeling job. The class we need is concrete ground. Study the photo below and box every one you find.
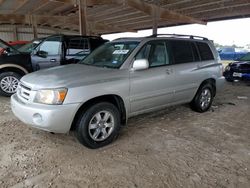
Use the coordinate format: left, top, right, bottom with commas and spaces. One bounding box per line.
0, 82, 249, 188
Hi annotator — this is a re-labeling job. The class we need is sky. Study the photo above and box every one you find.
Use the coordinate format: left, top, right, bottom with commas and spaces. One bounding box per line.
102, 18, 250, 47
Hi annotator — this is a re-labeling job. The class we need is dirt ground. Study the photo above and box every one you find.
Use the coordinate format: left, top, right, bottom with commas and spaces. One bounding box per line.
0, 82, 250, 188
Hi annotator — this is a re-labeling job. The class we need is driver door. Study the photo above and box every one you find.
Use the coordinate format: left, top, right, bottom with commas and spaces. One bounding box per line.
129, 40, 175, 114
31, 36, 62, 71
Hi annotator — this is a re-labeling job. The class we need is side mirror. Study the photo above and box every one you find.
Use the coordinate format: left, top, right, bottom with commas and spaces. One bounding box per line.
36, 50, 48, 58
132, 59, 149, 71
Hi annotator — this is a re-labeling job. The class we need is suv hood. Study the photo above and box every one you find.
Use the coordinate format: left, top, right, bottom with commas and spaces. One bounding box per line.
21, 64, 127, 90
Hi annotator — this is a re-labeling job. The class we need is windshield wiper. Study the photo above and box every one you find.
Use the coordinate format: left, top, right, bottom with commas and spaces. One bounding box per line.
101, 65, 115, 69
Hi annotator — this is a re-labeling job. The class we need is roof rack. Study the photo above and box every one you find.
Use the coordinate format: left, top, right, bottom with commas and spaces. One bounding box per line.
113, 37, 143, 41
148, 34, 208, 41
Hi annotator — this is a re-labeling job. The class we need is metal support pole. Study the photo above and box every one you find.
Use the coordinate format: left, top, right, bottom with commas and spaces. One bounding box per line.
78, 0, 87, 35
31, 15, 38, 39
152, 0, 160, 35
13, 26, 18, 41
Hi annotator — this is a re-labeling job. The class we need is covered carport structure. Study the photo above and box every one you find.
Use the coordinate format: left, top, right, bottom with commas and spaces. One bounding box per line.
0, 1, 250, 188
0, 0, 249, 40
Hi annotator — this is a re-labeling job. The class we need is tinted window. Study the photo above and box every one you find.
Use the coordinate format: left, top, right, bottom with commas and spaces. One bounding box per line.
67, 37, 90, 55
136, 41, 169, 67
39, 36, 61, 55
191, 42, 200, 61
90, 38, 107, 50
169, 40, 194, 64
196, 42, 214, 61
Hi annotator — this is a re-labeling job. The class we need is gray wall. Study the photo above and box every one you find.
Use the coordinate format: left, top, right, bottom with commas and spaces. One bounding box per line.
0, 25, 77, 42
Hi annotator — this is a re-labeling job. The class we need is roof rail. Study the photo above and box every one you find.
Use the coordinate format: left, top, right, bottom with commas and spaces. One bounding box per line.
148, 34, 208, 41
113, 37, 143, 41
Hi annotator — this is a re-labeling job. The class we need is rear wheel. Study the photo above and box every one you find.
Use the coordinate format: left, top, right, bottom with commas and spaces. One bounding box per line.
0, 72, 21, 97
75, 102, 121, 149
190, 83, 214, 113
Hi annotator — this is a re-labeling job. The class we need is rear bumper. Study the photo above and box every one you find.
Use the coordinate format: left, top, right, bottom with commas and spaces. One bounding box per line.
11, 94, 80, 133
216, 76, 225, 92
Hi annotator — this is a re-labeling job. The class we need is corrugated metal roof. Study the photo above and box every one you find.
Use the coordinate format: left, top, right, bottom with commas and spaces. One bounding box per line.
0, 0, 249, 34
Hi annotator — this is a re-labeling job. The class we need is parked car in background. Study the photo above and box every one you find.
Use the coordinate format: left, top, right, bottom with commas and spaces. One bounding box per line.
218, 47, 248, 60
0, 35, 108, 96
8, 41, 29, 49
11, 34, 224, 149
224, 52, 250, 81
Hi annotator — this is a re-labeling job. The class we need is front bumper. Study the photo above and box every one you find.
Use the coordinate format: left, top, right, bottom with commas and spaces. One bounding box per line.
11, 94, 80, 133
224, 71, 250, 81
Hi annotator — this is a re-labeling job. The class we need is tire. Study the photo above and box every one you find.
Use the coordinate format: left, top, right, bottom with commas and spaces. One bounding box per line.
75, 102, 121, 149
190, 83, 214, 113
0, 72, 21, 97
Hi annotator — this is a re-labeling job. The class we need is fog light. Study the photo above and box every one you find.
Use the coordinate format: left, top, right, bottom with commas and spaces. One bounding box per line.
33, 113, 43, 125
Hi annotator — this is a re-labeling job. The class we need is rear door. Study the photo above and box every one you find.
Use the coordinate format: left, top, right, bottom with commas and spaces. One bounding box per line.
167, 39, 202, 103
129, 40, 175, 114
31, 36, 62, 71
65, 37, 90, 63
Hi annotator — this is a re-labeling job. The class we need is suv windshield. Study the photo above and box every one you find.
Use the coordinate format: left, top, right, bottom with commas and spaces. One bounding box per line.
18, 39, 43, 53
239, 52, 250, 61
79, 41, 139, 68
0, 40, 19, 56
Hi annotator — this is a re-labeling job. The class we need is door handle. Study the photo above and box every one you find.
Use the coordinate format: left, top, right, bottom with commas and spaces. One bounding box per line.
50, 59, 56, 62
165, 68, 173, 74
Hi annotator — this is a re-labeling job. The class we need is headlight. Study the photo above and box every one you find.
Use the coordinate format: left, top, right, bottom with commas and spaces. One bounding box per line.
225, 66, 230, 71
34, 88, 68, 105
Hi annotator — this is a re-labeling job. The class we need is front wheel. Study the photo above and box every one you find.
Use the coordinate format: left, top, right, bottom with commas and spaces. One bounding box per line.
190, 84, 214, 113
0, 72, 21, 97
75, 102, 121, 149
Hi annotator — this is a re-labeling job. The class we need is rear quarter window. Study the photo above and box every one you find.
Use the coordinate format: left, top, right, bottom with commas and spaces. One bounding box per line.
196, 42, 214, 61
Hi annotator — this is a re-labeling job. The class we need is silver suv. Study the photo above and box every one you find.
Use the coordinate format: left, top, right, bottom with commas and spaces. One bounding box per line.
11, 34, 225, 149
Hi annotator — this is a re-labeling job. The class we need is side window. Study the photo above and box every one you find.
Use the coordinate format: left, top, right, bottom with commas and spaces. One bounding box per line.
39, 36, 61, 55
67, 37, 90, 55
135, 44, 151, 60
191, 42, 200, 62
196, 42, 214, 61
149, 42, 168, 67
135, 41, 169, 67
168, 40, 194, 64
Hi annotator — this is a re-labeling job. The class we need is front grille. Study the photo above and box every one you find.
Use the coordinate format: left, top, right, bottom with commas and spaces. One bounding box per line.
231, 68, 250, 73
18, 83, 31, 101
231, 64, 250, 73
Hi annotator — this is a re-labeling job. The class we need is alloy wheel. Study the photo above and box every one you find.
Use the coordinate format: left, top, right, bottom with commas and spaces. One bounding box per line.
0, 76, 19, 94
88, 110, 115, 141
199, 88, 212, 110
